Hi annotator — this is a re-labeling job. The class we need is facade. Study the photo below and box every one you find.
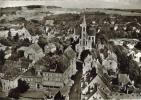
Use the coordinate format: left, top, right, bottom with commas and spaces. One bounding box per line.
0, 77, 20, 92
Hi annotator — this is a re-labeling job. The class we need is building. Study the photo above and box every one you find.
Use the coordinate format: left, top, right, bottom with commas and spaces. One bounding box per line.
0, 61, 22, 92
102, 51, 118, 76
0, 76, 20, 93
21, 46, 77, 96
10, 26, 32, 40
81, 75, 111, 100
24, 43, 45, 62
74, 15, 96, 53
45, 20, 54, 26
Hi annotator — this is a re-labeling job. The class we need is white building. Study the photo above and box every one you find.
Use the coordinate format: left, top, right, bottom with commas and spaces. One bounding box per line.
0, 76, 20, 93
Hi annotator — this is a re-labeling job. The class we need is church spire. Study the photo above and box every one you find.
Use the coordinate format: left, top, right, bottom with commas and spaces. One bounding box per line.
82, 15, 86, 26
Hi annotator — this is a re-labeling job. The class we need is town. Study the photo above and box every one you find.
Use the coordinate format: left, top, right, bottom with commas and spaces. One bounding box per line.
1, 5, 141, 100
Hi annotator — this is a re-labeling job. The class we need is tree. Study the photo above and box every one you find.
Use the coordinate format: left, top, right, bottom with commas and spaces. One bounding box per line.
8, 88, 20, 99
18, 79, 29, 93
54, 91, 65, 100
80, 50, 91, 62
8, 79, 29, 99
0, 50, 5, 65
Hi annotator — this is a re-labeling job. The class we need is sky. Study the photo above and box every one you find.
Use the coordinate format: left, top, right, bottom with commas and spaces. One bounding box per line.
0, 0, 141, 9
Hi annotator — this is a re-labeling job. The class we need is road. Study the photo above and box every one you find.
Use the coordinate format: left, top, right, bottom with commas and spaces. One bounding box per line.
69, 61, 83, 100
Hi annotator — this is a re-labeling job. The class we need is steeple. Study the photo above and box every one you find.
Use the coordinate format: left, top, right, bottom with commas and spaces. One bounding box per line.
80, 15, 86, 27
80, 15, 87, 49
82, 15, 86, 26
80, 15, 87, 33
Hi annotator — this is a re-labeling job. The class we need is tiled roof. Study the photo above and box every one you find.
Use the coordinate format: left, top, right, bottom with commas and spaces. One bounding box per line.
2, 67, 21, 80
22, 68, 36, 77
28, 43, 42, 52
64, 46, 76, 60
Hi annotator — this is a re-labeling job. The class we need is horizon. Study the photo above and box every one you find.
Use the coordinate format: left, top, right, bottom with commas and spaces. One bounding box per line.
0, 0, 141, 9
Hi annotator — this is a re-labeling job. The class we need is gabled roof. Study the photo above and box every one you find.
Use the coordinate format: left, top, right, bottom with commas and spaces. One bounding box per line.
27, 43, 42, 52
64, 46, 76, 60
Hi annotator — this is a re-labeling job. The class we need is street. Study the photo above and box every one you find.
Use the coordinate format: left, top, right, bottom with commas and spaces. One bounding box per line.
69, 61, 83, 100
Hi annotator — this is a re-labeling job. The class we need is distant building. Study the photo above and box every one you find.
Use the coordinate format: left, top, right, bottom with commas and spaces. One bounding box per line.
74, 15, 96, 53
45, 20, 54, 26
10, 26, 32, 40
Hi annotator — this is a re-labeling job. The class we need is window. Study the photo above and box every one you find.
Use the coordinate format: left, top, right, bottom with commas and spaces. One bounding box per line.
83, 27, 85, 32
89, 37, 91, 40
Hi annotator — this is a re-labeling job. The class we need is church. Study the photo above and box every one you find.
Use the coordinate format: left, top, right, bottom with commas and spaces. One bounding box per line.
73, 15, 96, 52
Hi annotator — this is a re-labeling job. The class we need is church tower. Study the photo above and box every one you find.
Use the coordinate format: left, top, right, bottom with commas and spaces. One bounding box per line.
80, 15, 87, 49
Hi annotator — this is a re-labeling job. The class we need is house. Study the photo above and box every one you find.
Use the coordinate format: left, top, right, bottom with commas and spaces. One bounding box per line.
82, 75, 111, 100
83, 54, 96, 75
19, 90, 50, 100
63, 46, 77, 84
21, 67, 64, 90
45, 20, 54, 26
31, 35, 39, 43
0, 61, 22, 92
0, 76, 20, 93
102, 51, 118, 75
24, 43, 45, 62
111, 90, 141, 99
133, 51, 141, 63
10, 26, 32, 41
88, 88, 109, 100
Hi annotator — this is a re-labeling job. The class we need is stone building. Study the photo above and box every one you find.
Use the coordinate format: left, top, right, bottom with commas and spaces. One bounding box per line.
74, 15, 96, 53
